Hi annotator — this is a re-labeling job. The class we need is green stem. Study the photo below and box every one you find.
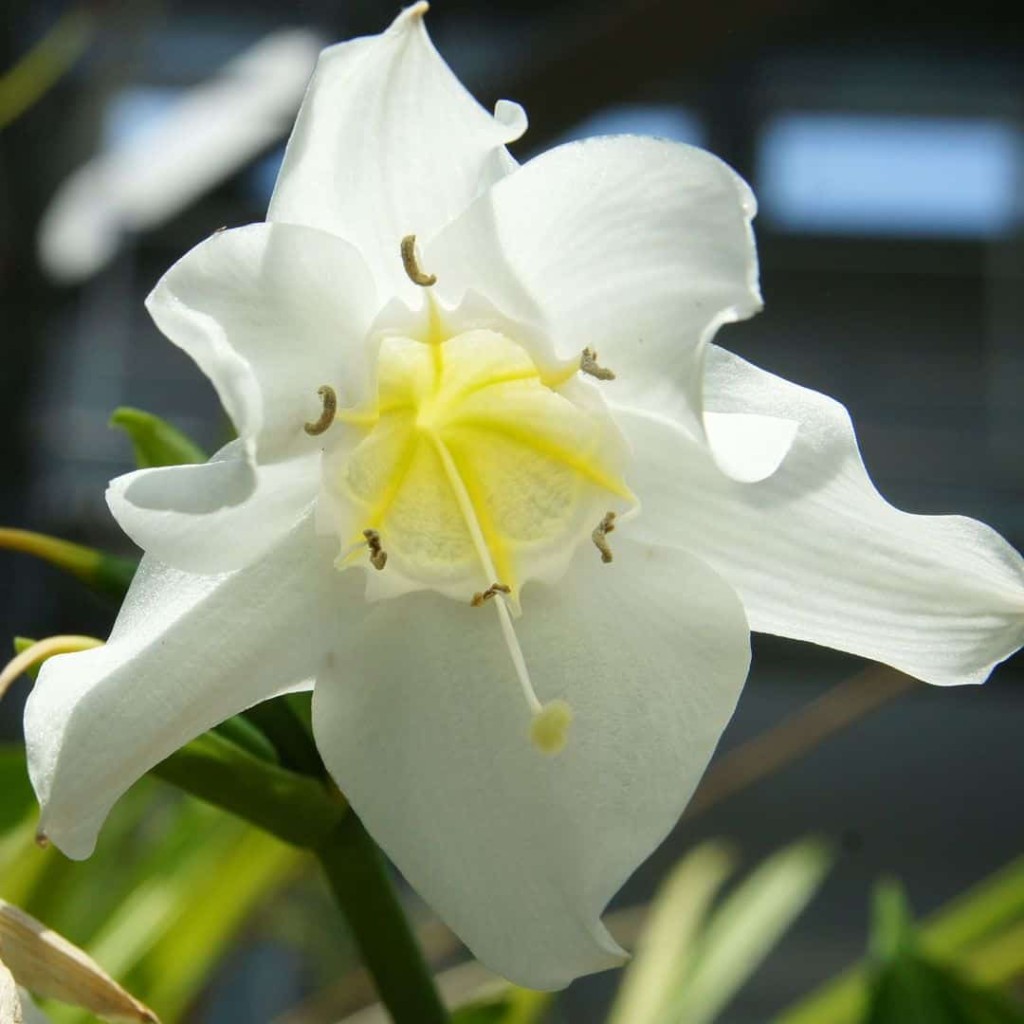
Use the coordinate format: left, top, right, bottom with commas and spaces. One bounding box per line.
153, 731, 347, 847
243, 698, 324, 777
315, 813, 448, 1024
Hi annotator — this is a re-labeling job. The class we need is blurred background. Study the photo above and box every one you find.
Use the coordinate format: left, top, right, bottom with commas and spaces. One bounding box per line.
1, 0, 1022, 1021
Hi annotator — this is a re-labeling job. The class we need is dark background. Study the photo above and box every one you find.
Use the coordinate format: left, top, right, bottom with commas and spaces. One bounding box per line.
1, 1, 1022, 1021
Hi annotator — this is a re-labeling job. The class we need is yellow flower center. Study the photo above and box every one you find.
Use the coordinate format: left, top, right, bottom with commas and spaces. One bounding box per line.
325, 325, 633, 607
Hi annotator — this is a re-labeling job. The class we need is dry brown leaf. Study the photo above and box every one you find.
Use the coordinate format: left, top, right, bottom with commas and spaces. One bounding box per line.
0, 901, 157, 1022
0, 958, 23, 1024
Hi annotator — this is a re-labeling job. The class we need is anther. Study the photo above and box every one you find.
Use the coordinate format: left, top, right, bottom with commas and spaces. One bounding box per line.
592, 511, 617, 564
35, 830, 50, 849
471, 582, 512, 607
304, 385, 338, 436
362, 529, 388, 570
400, 234, 437, 287
580, 347, 615, 381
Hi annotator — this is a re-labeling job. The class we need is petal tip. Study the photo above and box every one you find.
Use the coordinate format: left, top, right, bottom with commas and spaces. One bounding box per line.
398, 2, 430, 25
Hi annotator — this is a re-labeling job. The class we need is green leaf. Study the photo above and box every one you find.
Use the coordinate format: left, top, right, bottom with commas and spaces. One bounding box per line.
775, 857, 1024, 1024
668, 838, 833, 1024
0, 746, 35, 833
450, 1006, 507, 1024
965, 920, 1024, 987
451, 988, 552, 1024
109, 407, 206, 468
608, 841, 737, 1024
127, 826, 299, 1021
864, 881, 1024, 1024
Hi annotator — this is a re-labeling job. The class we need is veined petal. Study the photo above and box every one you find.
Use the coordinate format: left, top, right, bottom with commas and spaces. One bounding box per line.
312, 539, 750, 989
425, 136, 761, 441
617, 348, 1024, 685
268, 4, 526, 300
145, 221, 377, 463
25, 513, 351, 860
106, 441, 320, 575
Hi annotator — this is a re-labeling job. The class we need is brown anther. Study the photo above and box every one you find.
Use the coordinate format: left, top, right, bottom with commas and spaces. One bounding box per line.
304, 385, 338, 436
362, 529, 388, 570
592, 511, 617, 564
580, 347, 615, 381
401, 234, 437, 287
471, 582, 512, 607
35, 830, 50, 849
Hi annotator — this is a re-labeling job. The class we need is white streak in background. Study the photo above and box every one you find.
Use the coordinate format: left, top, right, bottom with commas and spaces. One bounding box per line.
38, 29, 324, 283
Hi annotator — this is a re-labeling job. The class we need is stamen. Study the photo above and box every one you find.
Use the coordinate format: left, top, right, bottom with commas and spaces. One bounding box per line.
531, 699, 573, 755
400, 234, 437, 287
592, 511, 617, 563
0, 634, 103, 700
362, 528, 388, 570
471, 582, 512, 607
35, 830, 50, 849
304, 385, 338, 436
580, 347, 615, 381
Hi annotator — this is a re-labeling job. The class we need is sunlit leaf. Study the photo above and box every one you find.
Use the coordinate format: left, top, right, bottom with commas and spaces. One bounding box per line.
109, 408, 206, 469
608, 841, 736, 1024
669, 838, 833, 1024
138, 827, 299, 1020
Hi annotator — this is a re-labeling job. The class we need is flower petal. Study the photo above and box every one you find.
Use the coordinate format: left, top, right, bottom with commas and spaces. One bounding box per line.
268, 4, 526, 299
145, 221, 377, 463
25, 513, 350, 860
617, 347, 1024, 685
106, 441, 318, 574
702, 412, 798, 484
425, 136, 761, 440
311, 539, 750, 988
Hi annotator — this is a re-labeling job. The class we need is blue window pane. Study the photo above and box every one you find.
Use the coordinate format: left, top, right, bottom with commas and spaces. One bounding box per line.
758, 113, 1022, 238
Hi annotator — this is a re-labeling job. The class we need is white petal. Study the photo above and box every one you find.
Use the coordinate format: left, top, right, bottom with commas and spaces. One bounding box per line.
425, 136, 761, 440
312, 539, 750, 988
617, 348, 1024, 685
702, 412, 798, 483
25, 513, 352, 860
146, 221, 377, 462
268, 4, 526, 299
106, 441, 319, 574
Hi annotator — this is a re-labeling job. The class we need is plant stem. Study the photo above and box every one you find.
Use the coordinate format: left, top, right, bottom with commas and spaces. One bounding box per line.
315, 812, 448, 1024
153, 731, 347, 847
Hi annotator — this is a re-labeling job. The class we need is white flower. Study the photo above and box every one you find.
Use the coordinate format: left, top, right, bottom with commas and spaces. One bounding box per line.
25, 3, 1024, 990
